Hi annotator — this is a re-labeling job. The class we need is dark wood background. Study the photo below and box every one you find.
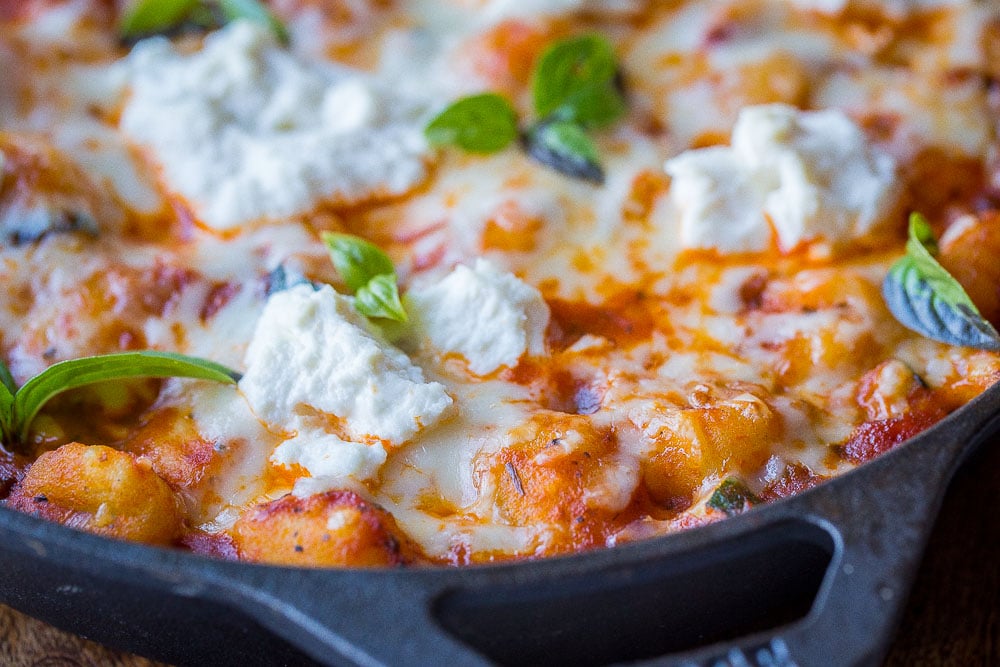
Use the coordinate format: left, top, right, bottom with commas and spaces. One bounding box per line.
2, 436, 998, 666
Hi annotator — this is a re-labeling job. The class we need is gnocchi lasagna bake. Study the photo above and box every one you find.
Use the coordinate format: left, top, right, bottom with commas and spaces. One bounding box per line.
1, 0, 999, 567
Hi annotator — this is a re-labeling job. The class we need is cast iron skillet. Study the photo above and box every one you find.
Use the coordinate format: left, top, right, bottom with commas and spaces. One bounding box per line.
1, 379, 999, 667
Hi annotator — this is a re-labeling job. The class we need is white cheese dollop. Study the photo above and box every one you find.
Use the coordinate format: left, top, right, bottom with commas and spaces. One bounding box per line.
119, 21, 432, 230
239, 284, 453, 483
405, 259, 550, 375
661, 146, 773, 253
664, 104, 898, 253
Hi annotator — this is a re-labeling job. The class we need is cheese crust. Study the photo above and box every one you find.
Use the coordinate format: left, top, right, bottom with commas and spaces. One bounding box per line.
1, 0, 999, 566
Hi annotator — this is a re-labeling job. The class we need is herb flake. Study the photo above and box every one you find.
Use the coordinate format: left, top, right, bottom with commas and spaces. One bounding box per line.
707, 478, 761, 516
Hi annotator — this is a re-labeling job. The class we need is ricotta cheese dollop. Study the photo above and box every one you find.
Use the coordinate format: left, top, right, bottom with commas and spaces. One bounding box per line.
664, 104, 898, 253
239, 284, 453, 483
119, 21, 433, 230
405, 259, 550, 375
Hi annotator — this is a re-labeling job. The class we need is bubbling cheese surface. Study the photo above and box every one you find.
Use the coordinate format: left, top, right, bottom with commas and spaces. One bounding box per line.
1, 0, 1000, 566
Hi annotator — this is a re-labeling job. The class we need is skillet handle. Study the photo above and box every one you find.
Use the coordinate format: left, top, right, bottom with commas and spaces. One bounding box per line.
206, 566, 493, 667
682, 411, 1000, 667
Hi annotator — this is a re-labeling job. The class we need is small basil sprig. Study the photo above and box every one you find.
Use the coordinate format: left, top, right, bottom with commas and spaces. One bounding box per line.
321, 232, 407, 322
119, 0, 288, 43
0, 351, 240, 447
424, 33, 625, 184
882, 213, 1000, 350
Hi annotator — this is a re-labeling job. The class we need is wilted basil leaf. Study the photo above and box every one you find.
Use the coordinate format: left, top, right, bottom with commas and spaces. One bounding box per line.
425, 94, 519, 154
525, 119, 604, 183
882, 213, 1000, 350
355, 274, 408, 323
322, 232, 396, 293
532, 34, 619, 123
707, 478, 760, 516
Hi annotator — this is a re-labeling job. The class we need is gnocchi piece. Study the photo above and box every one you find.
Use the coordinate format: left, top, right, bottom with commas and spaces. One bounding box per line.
230, 490, 419, 567
5, 442, 182, 545
484, 412, 628, 552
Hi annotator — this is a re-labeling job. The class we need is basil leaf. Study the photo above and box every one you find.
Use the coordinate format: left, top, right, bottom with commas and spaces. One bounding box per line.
0, 358, 16, 396
551, 80, 626, 130
425, 94, 519, 154
119, 0, 199, 39
0, 360, 14, 441
321, 232, 396, 292
525, 119, 604, 184
707, 478, 760, 516
218, 0, 289, 44
532, 34, 619, 121
11, 351, 240, 444
355, 274, 408, 323
882, 213, 1000, 350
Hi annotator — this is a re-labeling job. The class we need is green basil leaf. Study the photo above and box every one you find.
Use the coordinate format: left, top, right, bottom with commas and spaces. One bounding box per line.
0, 358, 16, 396
882, 213, 1000, 350
321, 232, 396, 292
217, 0, 289, 44
551, 80, 626, 129
706, 478, 760, 516
532, 34, 618, 121
119, 0, 199, 39
425, 93, 519, 154
0, 359, 14, 441
525, 119, 604, 184
11, 351, 240, 444
355, 274, 408, 323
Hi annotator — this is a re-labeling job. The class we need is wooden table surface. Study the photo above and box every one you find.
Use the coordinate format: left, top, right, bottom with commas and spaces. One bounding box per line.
2, 436, 998, 667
